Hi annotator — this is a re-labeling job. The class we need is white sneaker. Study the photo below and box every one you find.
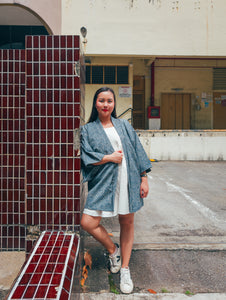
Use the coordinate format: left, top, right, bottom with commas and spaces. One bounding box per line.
109, 243, 121, 273
120, 267, 134, 294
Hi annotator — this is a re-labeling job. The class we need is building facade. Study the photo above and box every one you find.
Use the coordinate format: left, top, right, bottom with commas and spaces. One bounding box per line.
1, 0, 226, 130
61, 0, 226, 130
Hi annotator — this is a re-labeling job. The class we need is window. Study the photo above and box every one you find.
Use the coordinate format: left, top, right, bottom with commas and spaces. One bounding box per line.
104, 66, 116, 84
85, 66, 91, 84
213, 68, 226, 90
92, 66, 103, 84
0, 25, 48, 49
117, 66, 128, 84
85, 65, 129, 84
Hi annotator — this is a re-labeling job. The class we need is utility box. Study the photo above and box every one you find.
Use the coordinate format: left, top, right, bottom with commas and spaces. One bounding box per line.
148, 106, 161, 130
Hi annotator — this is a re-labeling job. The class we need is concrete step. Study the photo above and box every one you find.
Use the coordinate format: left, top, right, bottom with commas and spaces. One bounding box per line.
77, 238, 226, 299
79, 293, 226, 300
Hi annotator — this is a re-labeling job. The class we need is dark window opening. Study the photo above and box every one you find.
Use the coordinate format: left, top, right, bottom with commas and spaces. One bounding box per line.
86, 65, 91, 84
104, 66, 116, 84
85, 65, 128, 84
92, 66, 103, 84
117, 66, 129, 84
0, 25, 49, 49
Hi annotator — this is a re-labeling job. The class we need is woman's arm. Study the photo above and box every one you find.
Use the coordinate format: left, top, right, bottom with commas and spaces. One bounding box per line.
93, 150, 123, 165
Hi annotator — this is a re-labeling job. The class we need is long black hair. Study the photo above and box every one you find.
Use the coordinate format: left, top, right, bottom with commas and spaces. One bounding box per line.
87, 87, 117, 123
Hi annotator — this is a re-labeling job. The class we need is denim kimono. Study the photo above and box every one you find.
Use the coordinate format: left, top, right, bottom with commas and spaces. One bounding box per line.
80, 117, 152, 213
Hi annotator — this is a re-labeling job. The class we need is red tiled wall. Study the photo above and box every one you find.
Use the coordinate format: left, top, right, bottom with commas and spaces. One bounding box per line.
0, 36, 83, 253
0, 50, 26, 250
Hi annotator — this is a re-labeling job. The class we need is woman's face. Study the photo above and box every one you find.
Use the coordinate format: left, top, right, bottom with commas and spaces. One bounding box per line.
95, 91, 115, 119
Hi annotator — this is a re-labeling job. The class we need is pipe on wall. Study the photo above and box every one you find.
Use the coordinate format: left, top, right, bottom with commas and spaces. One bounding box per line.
150, 61, 155, 106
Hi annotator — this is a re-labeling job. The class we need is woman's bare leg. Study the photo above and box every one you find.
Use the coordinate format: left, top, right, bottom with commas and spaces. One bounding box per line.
81, 213, 116, 254
119, 213, 134, 268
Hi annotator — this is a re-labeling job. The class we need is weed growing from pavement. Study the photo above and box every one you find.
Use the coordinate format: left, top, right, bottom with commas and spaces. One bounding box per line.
108, 274, 120, 294
185, 290, 194, 295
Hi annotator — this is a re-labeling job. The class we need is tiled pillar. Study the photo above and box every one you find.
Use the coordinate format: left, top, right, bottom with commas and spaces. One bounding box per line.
25, 35, 83, 253
0, 36, 84, 253
0, 49, 26, 250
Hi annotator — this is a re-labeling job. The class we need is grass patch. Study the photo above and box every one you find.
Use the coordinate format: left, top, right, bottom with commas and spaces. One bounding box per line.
161, 288, 171, 293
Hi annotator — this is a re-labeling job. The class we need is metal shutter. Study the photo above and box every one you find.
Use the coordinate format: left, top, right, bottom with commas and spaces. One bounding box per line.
213, 68, 226, 90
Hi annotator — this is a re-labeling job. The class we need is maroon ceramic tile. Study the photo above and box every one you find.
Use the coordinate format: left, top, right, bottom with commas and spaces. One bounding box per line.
66, 266, 73, 279
53, 35, 60, 48
74, 213, 80, 225
34, 285, 48, 298
40, 35, 46, 48
11, 285, 25, 299
33, 36, 39, 48
23, 285, 37, 298
37, 64, 44, 77
26, 49, 32, 61
54, 76, 59, 88
46, 36, 52, 48
30, 273, 42, 284
74, 76, 80, 88
65, 36, 72, 48
74, 90, 81, 102
60, 35, 66, 48
59, 289, 69, 300
60, 49, 66, 61
54, 50, 59, 61
40, 50, 46, 61
73, 36, 80, 48
67, 214, 73, 224
63, 276, 71, 292
60, 89, 66, 101
46, 286, 58, 298
40, 273, 52, 284
66, 77, 72, 88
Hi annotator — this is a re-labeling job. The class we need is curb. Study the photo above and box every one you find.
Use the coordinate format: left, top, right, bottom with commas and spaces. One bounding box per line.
79, 292, 226, 300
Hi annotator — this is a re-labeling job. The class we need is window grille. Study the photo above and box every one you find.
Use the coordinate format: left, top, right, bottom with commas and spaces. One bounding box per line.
213, 68, 226, 90
85, 65, 129, 84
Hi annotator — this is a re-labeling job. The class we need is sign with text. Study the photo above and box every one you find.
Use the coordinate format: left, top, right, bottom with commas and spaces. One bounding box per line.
119, 86, 132, 98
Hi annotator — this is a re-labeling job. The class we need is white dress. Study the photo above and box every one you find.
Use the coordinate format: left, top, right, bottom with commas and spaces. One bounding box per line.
83, 126, 130, 217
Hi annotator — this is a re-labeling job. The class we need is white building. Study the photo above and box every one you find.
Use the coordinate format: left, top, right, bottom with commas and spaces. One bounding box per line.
1, 0, 226, 130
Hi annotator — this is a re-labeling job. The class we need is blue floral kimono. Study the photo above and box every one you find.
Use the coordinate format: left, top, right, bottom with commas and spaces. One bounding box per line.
80, 117, 152, 213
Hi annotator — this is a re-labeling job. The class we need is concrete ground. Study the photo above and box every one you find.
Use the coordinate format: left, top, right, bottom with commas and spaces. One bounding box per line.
103, 161, 226, 248
79, 161, 226, 299
0, 252, 25, 300
1, 162, 226, 299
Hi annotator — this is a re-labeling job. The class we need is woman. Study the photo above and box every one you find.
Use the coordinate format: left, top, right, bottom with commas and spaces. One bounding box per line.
80, 87, 151, 294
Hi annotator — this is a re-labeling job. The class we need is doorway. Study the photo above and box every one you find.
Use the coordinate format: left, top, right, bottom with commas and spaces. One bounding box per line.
133, 75, 145, 129
161, 93, 191, 129
213, 92, 226, 129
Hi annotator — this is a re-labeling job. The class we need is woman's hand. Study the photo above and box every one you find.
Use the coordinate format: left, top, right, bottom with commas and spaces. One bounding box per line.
140, 177, 149, 198
109, 150, 123, 164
